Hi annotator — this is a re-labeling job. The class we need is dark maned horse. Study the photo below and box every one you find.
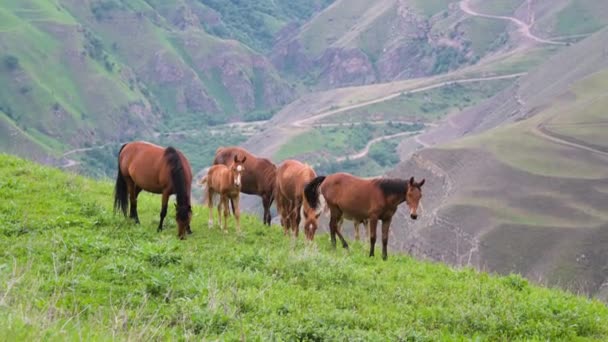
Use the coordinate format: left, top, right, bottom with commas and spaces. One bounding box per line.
304, 172, 424, 260
213, 146, 276, 225
199, 155, 246, 233
114, 141, 193, 240
275, 159, 323, 239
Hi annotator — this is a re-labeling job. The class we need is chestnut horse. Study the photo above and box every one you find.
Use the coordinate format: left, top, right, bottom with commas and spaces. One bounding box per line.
213, 146, 276, 225
199, 155, 246, 233
304, 172, 425, 260
113, 141, 193, 239
275, 160, 323, 239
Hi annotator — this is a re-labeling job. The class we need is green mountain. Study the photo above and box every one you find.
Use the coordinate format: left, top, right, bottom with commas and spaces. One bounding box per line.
1, 153, 607, 339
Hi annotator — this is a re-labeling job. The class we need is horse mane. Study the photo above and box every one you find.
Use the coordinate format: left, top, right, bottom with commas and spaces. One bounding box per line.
164, 146, 190, 220
372, 178, 408, 199
304, 176, 326, 210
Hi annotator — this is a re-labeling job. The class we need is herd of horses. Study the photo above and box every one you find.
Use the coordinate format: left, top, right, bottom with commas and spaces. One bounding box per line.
113, 141, 425, 260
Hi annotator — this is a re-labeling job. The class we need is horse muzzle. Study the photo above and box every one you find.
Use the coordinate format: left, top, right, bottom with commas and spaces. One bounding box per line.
410, 214, 418, 220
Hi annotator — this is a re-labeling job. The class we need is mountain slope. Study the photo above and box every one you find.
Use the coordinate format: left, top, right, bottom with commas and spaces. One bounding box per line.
1, 153, 608, 340
0, 0, 296, 168
386, 26, 608, 300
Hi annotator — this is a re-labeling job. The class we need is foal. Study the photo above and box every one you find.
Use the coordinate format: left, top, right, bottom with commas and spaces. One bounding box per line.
200, 155, 246, 233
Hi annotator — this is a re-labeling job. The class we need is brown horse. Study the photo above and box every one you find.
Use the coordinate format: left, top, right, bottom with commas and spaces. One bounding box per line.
275, 160, 323, 239
304, 172, 424, 260
113, 141, 193, 239
213, 146, 276, 225
199, 155, 246, 233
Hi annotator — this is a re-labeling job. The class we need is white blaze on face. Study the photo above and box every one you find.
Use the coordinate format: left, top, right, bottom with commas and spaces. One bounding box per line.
235, 165, 243, 187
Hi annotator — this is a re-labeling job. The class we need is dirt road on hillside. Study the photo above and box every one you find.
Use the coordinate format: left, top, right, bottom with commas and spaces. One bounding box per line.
292, 73, 527, 128
534, 123, 608, 157
459, 0, 566, 46
336, 131, 422, 162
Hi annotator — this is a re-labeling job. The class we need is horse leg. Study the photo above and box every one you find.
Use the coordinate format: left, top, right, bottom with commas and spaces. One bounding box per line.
217, 194, 223, 230
334, 220, 349, 250
354, 221, 360, 241
222, 196, 230, 233
369, 218, 378, 257
157, 191, 169, 232
294, 200, 302, 238
329, 210, 342, 249
207, 189, 215, 228
262, 194, 271, 226
381, 219, 392, 261
233, 195, 241, 234
126, 180, 139, 224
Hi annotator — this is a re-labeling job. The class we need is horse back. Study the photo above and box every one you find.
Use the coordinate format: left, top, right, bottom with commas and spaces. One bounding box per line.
213, 146, 276, 195
276, 160, 314, 200
321, 173, 383, 220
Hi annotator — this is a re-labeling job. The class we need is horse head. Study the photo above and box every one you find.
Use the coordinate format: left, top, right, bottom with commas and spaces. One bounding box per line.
231, 154, 247, 188
405, 177, 425, 220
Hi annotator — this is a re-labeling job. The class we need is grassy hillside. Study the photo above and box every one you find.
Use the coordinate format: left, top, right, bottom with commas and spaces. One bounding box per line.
1, 154, 608, 340
385, 27, 608, 300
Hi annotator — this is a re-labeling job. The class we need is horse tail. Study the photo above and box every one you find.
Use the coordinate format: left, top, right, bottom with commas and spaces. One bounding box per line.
303, 176, 326, 211
113, 143, 129, 216
164, 146, 190, 221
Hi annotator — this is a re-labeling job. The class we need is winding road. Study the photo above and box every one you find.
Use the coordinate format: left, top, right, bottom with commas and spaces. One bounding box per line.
336, 131, 422, 162
459, 0, 566, 46
533, 123, 608, 157
292, 73, 527, 128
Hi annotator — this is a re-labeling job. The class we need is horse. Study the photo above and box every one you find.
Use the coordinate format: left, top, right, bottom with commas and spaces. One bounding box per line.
113, 141, 193, 240
303, 172, 425, 260
275, 159, 323, 239
213, 146, 277, 225
199, 155, 246, 233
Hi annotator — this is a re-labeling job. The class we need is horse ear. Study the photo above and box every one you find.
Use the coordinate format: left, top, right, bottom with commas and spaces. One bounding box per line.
419, 179, 425, 187
241, 156, 247, 163
233, 155, 238, 163
409, 176, 414, 186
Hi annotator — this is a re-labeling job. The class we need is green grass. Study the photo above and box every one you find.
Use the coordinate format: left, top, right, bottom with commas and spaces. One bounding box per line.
410, 0, 453, 17
472, 0, 523, 16
1, 154, 608, 340
298, 0, 373, 56
553, 0, 607, 36
321, 79, 514, 123
460, 17, 509, 56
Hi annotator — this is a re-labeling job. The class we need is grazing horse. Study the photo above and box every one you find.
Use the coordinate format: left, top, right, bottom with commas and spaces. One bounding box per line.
304, 172, 424, 260
113, 141, 193, 240
275, 160, 323, 239
213, 146, 276, 225
200, 155, 246, 233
